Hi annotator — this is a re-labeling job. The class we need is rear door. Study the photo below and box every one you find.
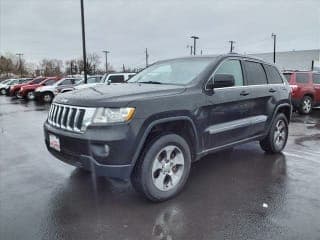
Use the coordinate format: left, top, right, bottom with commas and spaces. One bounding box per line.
242, 60, 272, 137
313, 73, 320, 105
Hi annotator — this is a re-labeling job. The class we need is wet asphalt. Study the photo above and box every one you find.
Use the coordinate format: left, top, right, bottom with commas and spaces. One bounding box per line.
0, 96, 320, 240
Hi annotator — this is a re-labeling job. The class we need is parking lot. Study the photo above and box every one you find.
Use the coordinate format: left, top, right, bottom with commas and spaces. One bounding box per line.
0, 96, 319, 240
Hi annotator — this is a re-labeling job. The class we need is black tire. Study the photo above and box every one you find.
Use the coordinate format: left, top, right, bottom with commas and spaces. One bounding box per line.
131, 133, 191, 202
42, 92, 53, 103
26, 91, 35, 100
0, 88, 6, 95
299, 95, 313, 115
259, 113, 288, 154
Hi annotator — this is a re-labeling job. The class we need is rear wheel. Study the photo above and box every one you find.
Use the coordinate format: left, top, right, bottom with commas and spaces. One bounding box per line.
260, 113, 288, 154
131, 133, 191, 202
299, 96, 312, 114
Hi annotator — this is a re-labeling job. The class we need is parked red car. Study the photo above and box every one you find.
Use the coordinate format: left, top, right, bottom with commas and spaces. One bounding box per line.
9, 76, 46, 97
283, 71, 320, 114
17, 77, 60, 100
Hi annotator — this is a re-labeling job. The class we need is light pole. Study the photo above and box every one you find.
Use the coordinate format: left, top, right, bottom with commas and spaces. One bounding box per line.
190, 36, 199, 55
271, 33, 277, 63
80, 0, 88, 83
103, 50, 110, 73
229, 40, 235, 53
16, 53, 23, 77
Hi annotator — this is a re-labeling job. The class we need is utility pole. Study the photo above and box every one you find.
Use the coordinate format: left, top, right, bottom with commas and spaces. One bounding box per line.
229, 40, 235, 53
271, 33, 276, 63
190, 36, 199, 55
103, 50, 110, 73
145, 48, 149, 68
122, 64, 125, 72
80, 0, 88, 83
200, 50, 203, 55
16, 53, 23, 77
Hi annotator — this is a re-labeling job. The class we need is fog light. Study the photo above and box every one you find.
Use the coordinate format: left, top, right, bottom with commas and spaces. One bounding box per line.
104, 144, 110, 156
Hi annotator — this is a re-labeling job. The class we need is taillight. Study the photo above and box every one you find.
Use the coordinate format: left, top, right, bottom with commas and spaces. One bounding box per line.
290, 85, 298, 93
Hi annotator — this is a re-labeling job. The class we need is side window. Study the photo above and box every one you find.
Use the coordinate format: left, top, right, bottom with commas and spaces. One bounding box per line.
264, 65, 283, 84
214, 60, 243, 86
244, 61, 267, 85
108, 75, 125, 83
312, 74, 320, 84
60, 79, 73, 85
296, 73, 309, 83
44, 79, 56, 86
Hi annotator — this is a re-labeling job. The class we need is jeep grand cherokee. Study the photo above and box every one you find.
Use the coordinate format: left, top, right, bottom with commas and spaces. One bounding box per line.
44, 54, 291, 202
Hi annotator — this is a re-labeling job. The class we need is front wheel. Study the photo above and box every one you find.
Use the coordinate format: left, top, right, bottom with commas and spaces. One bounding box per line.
260, 113, 288, 154
42, 92, 53, 103
26, 91, 35, 100
299, 96, 312, 114
131, 133, 191, 202
0, 88, 6, 95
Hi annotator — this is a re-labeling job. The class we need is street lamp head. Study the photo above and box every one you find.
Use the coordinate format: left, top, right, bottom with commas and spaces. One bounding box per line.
191, 36, 199, 39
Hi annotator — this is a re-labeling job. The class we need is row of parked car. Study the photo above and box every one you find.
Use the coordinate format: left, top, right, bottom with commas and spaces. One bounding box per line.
0, 69, 319, 114
0, 72, 136, 103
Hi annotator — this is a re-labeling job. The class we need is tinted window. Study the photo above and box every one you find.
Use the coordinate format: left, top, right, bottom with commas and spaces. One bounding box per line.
60, 79, 73, 85
108, 75, 125, 83
312, 74, 320, 84
244, 61, 267, 85
33, 78, 44, 84
283, 73, 292, 82
214, 60, 243, 86
264, 65, 283, 84
44, 79, 56, 86
296, 73, 309, 83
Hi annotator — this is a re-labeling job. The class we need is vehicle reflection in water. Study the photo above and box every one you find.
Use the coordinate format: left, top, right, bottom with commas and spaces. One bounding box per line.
43, 146, 287, 240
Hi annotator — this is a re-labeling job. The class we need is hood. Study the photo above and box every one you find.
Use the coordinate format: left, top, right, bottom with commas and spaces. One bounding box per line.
54, 83, 186, 107
21, 84, 40, 91
35, 85, 55, 92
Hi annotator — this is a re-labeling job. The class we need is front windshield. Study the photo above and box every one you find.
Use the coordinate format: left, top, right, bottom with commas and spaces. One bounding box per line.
9, 79, 19, 85
128, 59, 213, 85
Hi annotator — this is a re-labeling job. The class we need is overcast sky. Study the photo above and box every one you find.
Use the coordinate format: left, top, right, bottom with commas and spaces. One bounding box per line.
1, 0, 319, 70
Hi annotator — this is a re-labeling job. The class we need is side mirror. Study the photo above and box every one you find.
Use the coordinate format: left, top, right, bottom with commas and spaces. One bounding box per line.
213, 74, 235, 88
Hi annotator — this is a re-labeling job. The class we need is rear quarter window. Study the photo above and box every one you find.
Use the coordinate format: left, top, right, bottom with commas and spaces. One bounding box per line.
295, 73, 309, 84
244, 61, 267, 85
264, 65, 283, 84
313, 74, 320, 84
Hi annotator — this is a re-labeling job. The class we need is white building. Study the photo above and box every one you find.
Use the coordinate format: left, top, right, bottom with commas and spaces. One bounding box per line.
251, 49, 320, 71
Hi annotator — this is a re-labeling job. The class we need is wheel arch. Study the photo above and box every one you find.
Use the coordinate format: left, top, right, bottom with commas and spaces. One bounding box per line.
132, 116, 199, 167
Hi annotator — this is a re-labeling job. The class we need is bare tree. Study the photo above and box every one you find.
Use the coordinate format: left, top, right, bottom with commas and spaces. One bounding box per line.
40, 59, 63, 76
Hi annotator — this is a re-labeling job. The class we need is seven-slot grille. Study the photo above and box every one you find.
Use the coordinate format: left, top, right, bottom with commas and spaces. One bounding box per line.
48, 103, 89, 132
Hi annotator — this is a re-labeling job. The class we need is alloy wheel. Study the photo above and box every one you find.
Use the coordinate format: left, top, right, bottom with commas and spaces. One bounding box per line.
273, 119, 287, 149
151, 145, 185, 191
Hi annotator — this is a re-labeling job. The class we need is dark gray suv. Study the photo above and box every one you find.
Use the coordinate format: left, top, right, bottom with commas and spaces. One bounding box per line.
44, 54, 291, 201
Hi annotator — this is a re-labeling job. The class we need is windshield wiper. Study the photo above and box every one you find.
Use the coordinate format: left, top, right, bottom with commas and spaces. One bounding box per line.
138, 81, 162, 84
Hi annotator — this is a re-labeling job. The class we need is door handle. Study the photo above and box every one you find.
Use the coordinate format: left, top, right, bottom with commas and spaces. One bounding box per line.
269, 88, 277, 93
240, 91, 249, 96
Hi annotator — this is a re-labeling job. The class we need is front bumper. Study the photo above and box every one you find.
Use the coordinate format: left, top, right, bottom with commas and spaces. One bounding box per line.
44, 121, 137, 179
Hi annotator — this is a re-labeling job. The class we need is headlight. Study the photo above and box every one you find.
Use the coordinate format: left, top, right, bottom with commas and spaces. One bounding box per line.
92, 107, 135, 124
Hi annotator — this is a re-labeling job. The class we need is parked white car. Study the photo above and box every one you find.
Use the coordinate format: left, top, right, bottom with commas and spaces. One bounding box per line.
34, 77, 82, 102
0, 78, 31, 95
73, 72, 136, 91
